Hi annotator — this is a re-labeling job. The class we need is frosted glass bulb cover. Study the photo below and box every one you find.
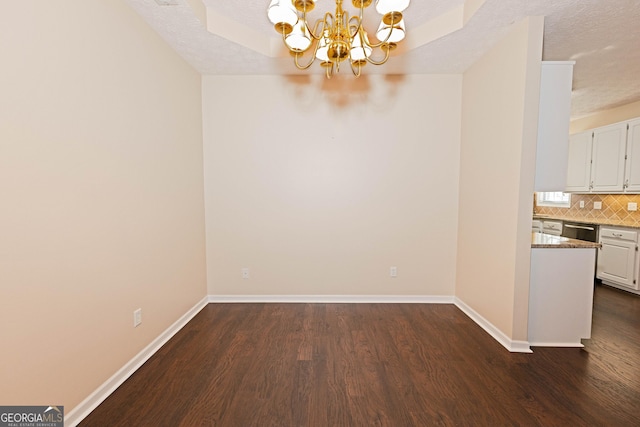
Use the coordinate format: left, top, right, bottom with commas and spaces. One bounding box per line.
286, 21, 312, 52
316, 30, 331, 61
350, 32, 372, 60
376, 18, 406, 43
268, 0, 298, 26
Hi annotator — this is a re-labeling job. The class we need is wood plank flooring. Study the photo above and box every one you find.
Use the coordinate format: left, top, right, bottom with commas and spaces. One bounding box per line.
80, 284, 640, 426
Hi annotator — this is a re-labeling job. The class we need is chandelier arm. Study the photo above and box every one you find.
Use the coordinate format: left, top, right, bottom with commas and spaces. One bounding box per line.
349, 60, 363, 78
292, 40, 322, 70
342, 9, 349, 31
306, 14, 331, 40
364, 45, 392, 66
363, 30, 394, 49
349, 1, 365, 38
279, 19, 286, 38
326, 63, 334, 79
348, 16, 362, 38
324, 12, 335, 28
293, 52, 315, 70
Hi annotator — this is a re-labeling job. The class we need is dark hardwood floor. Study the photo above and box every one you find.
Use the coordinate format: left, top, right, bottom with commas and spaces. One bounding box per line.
80, 284, 640, 426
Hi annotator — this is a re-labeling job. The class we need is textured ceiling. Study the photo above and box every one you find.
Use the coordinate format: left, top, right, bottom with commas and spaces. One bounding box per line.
128, 0, 640, 119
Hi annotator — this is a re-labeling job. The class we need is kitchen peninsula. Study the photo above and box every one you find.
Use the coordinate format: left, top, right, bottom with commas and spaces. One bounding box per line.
529, 233, 600, 348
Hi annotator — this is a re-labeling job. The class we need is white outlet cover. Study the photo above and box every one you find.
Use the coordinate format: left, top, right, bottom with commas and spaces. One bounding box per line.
133, 308, 142, 327
580, 201, 585, 208
594, 201, 602, 209
242, 268, 250, 279
628, 202, 638, 211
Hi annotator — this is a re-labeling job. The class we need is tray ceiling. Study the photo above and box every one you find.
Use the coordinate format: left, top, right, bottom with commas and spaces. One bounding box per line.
127, 0, 640, 119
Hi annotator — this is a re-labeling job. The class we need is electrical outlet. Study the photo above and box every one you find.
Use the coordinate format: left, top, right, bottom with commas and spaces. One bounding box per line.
390, 266, 397, 278
242, 268, 250, 279
133, 308, 142, 328
593, 201, 602, 210
579, 201, 585, 208
629, 202, 638, 211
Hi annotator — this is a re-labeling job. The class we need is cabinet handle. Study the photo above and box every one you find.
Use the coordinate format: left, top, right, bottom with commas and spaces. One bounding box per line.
565, 224, 595, 231
624, 179, 629, 189
612, 233, 624, 237
590, 181, 594, 189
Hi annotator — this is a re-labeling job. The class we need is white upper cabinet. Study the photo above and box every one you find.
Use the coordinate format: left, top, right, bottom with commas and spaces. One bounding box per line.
590, 122, 628, 192
565, 119, 640, 193
565, 131, 593, 192
534, 62, 574, 191
624, 118, 640, 191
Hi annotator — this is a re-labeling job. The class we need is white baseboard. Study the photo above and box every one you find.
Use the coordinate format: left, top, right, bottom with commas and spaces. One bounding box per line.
64, 296, 209, 427
207, 294, 455, 303
599, 280, 640, 295
529, 341, 585, 348
209, 295, 533, 352
65, 293, 532, 426
454, 297, 532, 353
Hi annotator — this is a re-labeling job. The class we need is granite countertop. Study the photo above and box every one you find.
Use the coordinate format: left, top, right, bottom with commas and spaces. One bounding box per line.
531, 232, 601, 249
533, 214, 640, 229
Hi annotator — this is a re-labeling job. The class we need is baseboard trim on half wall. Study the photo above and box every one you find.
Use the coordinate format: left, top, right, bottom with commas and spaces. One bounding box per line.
528, 341, 584, 348
454, 297, 532, 353
64, 295, 209, 427
207, 295, 456, 304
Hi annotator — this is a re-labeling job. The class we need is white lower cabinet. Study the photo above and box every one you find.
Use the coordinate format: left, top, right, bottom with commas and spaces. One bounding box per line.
597, 227, 640, 291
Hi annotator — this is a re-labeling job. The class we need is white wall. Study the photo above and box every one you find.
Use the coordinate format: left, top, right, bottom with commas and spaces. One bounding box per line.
203, 74, 462, 296
0, 0, 206, 411
457, 17, 544, 344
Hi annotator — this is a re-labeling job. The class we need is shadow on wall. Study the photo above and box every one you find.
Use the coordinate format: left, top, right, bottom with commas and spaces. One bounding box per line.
282, 74, 406, 109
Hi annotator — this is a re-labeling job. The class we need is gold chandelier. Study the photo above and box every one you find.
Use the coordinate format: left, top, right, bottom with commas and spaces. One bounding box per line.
267, 0, 410, 78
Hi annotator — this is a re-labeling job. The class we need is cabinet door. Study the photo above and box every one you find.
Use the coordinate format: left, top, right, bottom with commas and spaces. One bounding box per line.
597, 235, 637, 289
591, 123, 627, 192
565, 131, 592, 192
624, 119, 640, 191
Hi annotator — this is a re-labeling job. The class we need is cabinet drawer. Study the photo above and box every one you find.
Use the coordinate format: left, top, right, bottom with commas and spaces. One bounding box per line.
542, 220, 563, 235
600, 228, 638, 241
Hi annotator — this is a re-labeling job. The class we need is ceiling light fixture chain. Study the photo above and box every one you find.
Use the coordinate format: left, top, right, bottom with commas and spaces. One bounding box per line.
267, 0, 410, 78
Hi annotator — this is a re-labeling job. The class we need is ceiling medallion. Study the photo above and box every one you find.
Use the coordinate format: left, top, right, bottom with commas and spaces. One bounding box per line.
267, 0, 410, 78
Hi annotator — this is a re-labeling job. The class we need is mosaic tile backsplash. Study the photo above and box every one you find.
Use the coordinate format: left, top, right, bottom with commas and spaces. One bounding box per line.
534, 193, 640, 227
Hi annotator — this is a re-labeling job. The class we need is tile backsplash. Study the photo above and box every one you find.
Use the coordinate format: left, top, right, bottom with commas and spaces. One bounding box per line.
534, 193, 640, 227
